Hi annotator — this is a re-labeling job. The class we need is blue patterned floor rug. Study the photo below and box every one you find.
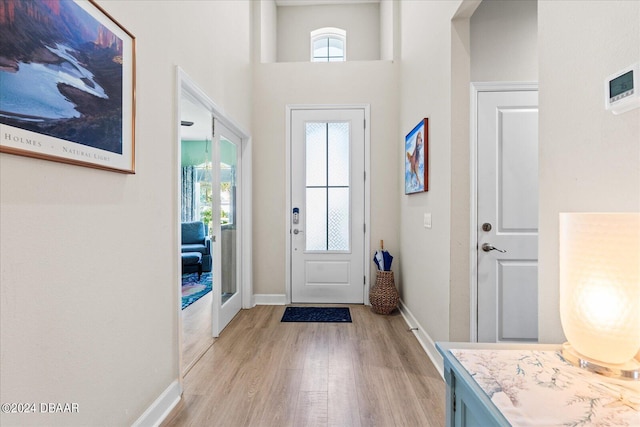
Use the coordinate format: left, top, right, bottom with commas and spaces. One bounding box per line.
281, 306, 352, 323
181, 272, 212, 310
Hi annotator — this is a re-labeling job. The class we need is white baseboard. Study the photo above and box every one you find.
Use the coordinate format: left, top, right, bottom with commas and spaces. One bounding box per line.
254, 294, 287, 305
398, 299, 445, 380
132, 379, 181, 427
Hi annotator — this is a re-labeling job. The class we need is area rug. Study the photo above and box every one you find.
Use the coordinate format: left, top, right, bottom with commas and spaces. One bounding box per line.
281, 307, 352, 323
182, 272, 212, 310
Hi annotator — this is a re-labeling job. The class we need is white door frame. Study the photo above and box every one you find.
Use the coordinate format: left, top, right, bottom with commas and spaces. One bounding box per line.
469, 82, 538, 342
285, 104, 371, 304
176, 67, 252, 383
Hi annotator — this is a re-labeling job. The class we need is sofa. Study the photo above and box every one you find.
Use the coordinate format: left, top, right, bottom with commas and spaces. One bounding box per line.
181, 221, 212, 274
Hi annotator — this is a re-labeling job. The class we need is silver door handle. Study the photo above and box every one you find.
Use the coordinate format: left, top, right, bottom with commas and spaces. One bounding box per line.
482, 243, 506, 253
293, 229, 304, 235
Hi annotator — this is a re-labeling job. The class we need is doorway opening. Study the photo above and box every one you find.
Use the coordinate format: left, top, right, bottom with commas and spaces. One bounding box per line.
179, 91, 214, 374
177, 68, 252, 378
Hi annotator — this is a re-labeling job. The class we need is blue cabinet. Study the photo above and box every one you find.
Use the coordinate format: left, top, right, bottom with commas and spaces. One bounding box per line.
437, 343, 510, 427
435, 343, 639, 427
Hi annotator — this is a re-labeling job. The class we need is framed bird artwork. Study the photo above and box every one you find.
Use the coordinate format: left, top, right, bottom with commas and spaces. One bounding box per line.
405, 118, 428, 194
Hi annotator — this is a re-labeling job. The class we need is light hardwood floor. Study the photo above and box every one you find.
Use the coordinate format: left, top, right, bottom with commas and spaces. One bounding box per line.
182, 291, 214, 374
163, 305, 446, 427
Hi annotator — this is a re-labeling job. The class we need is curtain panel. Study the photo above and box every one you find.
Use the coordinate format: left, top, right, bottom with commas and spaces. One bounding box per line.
181, 166, 197, 222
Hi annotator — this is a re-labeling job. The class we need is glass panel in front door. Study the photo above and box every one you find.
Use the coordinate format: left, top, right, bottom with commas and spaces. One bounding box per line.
304, 122, 350, 252
220, 137, 237, 305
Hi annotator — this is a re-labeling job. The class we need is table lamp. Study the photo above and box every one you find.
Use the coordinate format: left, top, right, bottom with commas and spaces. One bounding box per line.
560, 212, 640, 380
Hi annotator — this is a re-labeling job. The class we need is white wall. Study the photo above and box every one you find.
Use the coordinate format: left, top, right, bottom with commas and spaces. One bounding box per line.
449, 0, 480, 342
277, 3, 380, 62
398, 0, 464, 345
401, 0, 639, 349
379, 0, 398, 61
470, 0, 537, 82
537, 0, 640, 343
252, 60, 399, 297
260, 0, 278, 63
0, 1, 252, 425
449, 0, 538, 342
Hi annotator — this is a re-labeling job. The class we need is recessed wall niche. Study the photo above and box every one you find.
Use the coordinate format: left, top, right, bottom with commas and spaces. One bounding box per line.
258, 0, 397, 63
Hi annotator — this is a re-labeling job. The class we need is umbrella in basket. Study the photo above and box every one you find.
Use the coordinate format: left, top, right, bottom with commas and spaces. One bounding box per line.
373, 240, 393, 271
370, 239, 399, 315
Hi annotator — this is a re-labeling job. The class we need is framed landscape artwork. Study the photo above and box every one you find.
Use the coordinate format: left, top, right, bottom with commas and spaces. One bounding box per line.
405, 118, 428, 194
0, 0, 136, 173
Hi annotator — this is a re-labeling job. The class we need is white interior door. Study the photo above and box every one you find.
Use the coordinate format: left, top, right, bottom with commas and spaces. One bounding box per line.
212, 120, 242, 335
290, 109, 365, 303
476, 88, 539, 342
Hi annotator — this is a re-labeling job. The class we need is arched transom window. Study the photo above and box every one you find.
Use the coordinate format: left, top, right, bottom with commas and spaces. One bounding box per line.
310, 27, 346, 62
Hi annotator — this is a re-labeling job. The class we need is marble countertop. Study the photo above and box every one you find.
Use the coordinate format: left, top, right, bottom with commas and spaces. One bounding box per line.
449, 348, 640, 426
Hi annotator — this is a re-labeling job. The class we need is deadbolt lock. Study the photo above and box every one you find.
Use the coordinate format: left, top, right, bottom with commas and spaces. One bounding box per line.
482, 223, 492, 232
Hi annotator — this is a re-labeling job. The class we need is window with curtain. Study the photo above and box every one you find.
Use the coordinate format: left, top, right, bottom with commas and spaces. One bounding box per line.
181, 165, 197, 222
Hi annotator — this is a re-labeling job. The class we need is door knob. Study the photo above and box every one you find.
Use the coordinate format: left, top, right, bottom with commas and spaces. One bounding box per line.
293, 229, 304, 235
482, 243, 506, 253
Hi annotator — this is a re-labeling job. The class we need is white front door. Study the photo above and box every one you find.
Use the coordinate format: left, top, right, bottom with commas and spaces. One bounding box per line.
476, 88, 539, 342
290, 108, 366, 303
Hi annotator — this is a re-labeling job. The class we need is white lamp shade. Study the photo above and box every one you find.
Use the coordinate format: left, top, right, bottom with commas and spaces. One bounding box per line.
560, 213, 640, 365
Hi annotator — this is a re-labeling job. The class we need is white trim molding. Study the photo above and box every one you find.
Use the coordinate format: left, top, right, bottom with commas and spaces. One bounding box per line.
254, 294, 288, 305
132, 380, 181, 427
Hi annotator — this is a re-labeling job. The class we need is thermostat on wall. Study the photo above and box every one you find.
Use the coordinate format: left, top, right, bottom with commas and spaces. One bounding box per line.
605, 62, 640, 114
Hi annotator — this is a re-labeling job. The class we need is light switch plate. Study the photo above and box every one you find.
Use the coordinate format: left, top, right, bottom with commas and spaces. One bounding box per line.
424, 213, 432, 229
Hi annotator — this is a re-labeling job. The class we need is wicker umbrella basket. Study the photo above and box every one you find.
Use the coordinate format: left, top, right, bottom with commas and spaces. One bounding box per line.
369, 270, 399, 314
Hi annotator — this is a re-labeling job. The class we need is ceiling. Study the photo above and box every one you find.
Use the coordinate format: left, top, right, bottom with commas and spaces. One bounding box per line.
275, 0, 379, 6
180, 94, 211, 141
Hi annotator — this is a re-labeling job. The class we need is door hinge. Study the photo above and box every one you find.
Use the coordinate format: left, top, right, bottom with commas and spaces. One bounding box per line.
364, 119, 366, 129
453, 392, 456, 412
211, 118, 216, 138
363, 223, 366, 233
364, 171, 366, 181
364, 275, 366, 285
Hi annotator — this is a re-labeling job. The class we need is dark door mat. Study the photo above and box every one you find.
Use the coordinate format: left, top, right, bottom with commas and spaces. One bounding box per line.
281, 307, 352, 323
